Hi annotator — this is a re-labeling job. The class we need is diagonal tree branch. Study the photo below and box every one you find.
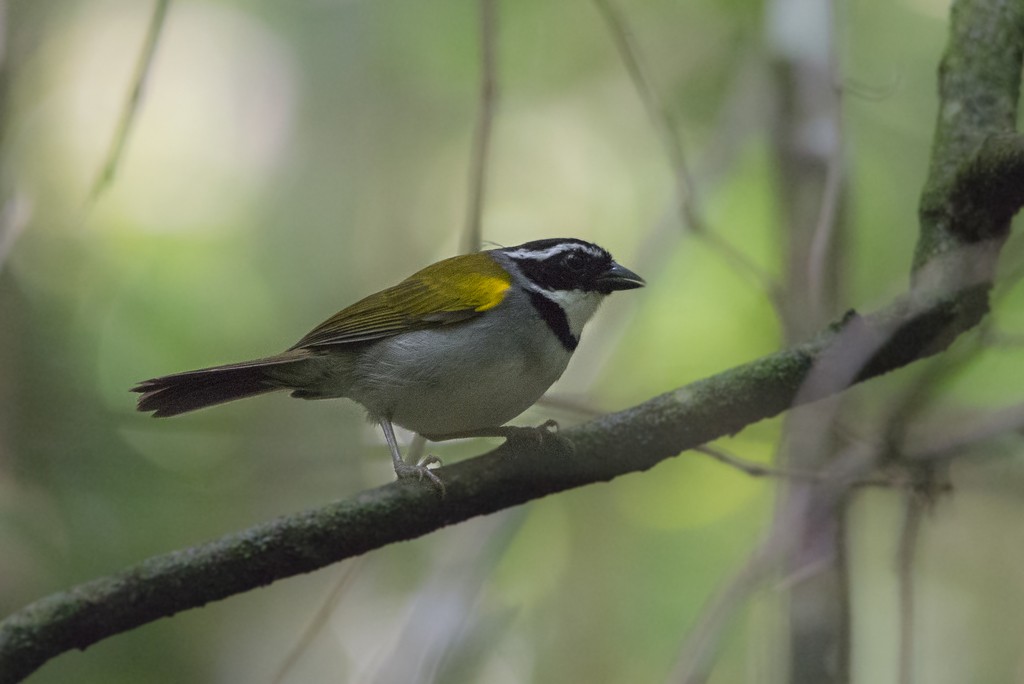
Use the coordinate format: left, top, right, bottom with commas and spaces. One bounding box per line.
86, 0, 171, 207
0, 283, 997, 683
1, 0, 1023, 682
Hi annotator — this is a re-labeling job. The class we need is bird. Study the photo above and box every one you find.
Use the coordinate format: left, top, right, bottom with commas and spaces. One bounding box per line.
133, 237, 645, 490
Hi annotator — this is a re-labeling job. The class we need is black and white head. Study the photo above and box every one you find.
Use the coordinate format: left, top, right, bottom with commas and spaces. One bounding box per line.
494, 238, 645, 351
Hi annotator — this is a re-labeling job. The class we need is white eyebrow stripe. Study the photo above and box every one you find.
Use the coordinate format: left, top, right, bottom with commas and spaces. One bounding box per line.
504, 242, 604, 260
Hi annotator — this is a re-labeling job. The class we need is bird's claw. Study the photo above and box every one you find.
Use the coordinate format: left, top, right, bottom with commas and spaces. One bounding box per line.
417, 454, 443, 468
537, 419, 560, 435
395, 460, 446, 496
503, 420, 574, 454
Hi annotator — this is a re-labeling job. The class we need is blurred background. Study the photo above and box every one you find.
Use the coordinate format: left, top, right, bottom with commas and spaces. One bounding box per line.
2, 0, 1024, 682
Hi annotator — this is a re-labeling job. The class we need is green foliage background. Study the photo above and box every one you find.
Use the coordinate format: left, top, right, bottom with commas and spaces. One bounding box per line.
2, 0, 1024, 682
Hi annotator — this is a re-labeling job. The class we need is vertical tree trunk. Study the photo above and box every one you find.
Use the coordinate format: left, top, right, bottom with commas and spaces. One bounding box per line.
765, 0, 851, 681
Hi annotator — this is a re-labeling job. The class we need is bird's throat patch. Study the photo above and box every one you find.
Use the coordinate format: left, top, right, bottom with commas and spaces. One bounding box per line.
526, 289, 578, 351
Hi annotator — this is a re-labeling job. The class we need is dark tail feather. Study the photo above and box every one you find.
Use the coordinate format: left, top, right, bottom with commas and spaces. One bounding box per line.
132, 355, 304, 417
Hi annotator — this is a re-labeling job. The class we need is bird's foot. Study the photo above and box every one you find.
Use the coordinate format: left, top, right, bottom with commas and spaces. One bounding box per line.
417, 454, 443, 468
498, 420, 575, 454
394, 458, 446, 495
422, 420, 575, 458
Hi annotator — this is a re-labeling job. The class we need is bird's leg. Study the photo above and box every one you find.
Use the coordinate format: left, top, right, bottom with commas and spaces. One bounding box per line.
378, 419, 445, 494
425, 419, 573, 452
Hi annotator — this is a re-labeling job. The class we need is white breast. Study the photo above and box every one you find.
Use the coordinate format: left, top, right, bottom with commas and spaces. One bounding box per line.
346, 292, 575, 436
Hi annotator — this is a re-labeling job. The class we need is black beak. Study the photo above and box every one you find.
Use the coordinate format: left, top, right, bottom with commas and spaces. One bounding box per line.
596, 262, 645, 292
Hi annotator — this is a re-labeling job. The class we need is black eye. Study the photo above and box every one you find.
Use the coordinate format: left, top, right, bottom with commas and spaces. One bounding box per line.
563, 252, 584, 269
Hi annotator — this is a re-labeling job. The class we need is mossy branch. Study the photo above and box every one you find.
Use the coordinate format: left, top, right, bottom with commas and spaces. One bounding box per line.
0, 285, 992, 684
2, 0, 1024, 681
914, 0, 1024, 275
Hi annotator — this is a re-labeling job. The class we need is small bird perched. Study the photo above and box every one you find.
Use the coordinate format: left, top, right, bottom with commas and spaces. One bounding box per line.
133, 237, 644, 489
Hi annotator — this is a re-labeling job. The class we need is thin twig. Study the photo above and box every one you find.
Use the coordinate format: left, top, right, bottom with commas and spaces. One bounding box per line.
897, 491, 925, 684
979, 328, 1024, 348
0, 191, 29, 274
694, 230, 786, 313
905, 401, 1024, 460
592, 0, 696, 224
673, 439, 884, 683
671, 541, 777, 684
696, 444, 910, 489
86, 0, 170, 207
835, 495, 852, 682
806, 108, 846, 322
462, 0, 498, 254
845, 72, 904, 102
536, 394, 605, 418
696, 444, 814, 480
806, 0, 848, 324
370, 511, 526, 682
872, 317, 1023, 471
591, 0, 784, 316
271, 559, 364, 684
